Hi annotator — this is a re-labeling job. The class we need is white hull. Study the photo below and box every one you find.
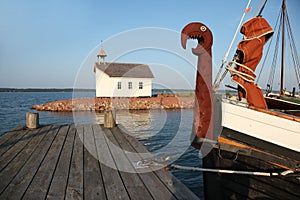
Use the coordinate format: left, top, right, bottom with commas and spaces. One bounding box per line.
221, 99, 300, 153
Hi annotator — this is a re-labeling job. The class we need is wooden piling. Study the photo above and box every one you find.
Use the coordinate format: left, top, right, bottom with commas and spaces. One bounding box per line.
104, 110, 115, 128
26, 112, 39, 129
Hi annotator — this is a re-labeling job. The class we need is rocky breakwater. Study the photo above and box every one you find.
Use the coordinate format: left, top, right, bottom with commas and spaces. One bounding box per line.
32, 94, 194, 112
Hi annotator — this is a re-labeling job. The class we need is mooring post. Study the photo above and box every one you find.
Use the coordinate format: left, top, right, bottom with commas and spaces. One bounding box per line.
292, 87, 295, 97
26, 112, 39, 129
104, 110, 116, 128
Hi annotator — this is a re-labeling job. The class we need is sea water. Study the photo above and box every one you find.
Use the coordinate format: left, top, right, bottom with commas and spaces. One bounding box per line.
0, 92, 204, 198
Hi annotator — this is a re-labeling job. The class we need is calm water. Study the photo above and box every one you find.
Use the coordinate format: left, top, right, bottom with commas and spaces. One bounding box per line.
0, 92, 204, 198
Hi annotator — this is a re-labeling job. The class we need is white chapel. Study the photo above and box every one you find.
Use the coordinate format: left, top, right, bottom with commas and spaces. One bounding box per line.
94, 48, 154, 97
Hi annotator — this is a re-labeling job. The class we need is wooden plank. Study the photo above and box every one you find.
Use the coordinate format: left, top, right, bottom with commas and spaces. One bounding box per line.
102, 127, 153, 199
0, 125, 25, 145
0, 128, 37, 172
22, 125, 69, 199
92, 124, 130, 200
0, 129, 29, 157
118, 125, 200, 200
0, 129, 21, 146
0, 125, 60, 199
0, 125, 52, 194
110, 126, 157, 173
110, 127, 175, 200
46, 125, 76, 199
83, 124, 106, 199
65, 125, 84, 200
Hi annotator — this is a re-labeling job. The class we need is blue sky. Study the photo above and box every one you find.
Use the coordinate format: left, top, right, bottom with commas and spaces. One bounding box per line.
1, 0, 299, 90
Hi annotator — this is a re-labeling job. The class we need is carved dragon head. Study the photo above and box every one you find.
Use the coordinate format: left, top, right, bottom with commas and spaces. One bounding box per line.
181, 22, 213, 56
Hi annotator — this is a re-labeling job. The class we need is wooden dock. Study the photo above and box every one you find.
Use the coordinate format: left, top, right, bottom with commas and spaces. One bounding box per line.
0, 124, 199, 199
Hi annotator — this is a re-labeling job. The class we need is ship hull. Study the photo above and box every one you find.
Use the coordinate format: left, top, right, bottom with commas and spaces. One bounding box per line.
265, 96, 300, 111
203, 149, 300, 199
200, 99, 300, 199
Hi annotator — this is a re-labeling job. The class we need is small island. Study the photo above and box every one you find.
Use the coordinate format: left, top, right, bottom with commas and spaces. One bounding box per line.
32, 94, 194, 112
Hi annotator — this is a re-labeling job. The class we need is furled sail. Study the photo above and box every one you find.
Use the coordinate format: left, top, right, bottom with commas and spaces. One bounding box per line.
230, 17, 274, 108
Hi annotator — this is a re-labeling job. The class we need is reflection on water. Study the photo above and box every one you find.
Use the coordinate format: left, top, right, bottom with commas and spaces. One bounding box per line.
92, 109, 192, 141
74, 109, 195, 162
113, 109, 167, 140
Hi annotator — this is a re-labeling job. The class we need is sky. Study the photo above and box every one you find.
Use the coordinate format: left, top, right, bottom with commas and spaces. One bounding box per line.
0, 0, 300, 90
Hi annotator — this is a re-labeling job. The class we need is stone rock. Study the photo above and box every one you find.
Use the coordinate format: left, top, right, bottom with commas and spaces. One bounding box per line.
31, 96, 194, 112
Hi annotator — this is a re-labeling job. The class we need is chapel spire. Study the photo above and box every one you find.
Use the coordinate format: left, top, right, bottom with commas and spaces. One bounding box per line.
97, 45, 107, 64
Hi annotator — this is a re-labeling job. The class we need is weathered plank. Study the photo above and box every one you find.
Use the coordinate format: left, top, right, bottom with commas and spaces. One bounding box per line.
101, 127, 153, 199
0, 125, 60, 199
92, 124, 130, 200
0, 126, 52, 194
0, 129, 34, 172
118, 124, 200, 200
22, 125, 69, 199
0, 126, 25, 146
0, 128, 29, 157
47, 124, 76, 199
102, 126, 154, 199
111, 126, 176, 200
65, 125, 84, 200
83, 124, 106, 199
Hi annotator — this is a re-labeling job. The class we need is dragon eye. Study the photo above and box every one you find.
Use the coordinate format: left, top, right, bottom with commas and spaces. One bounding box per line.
200, 26, 207, 32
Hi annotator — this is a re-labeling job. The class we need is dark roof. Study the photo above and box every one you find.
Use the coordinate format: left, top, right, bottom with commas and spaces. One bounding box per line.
94, 62, 154, 78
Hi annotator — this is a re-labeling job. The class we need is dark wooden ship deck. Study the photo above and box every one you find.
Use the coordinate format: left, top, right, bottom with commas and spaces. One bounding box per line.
0, 124, 199, 199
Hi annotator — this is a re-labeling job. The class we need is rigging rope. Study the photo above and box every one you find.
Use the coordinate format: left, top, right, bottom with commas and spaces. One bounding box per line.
264, 1, 300, 92
256, 0, 268, 17
256, 9, 281, 85
213, 0, 252, 90
214, 0, 273, 91
286, 10, 300, 89
253, 0, 264, 17
226, 61, 255, 83
267, 13, 282, 91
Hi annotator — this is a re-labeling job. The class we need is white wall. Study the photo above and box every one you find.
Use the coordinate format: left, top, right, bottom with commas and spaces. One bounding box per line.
95, 69, 152, 97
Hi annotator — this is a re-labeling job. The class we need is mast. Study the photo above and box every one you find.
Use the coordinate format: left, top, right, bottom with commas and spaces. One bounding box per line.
280, 0, 286, 95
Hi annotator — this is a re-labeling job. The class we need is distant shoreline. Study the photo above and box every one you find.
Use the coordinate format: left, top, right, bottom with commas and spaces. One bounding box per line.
0, 88, 196, 94
0, 88, 95, 92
